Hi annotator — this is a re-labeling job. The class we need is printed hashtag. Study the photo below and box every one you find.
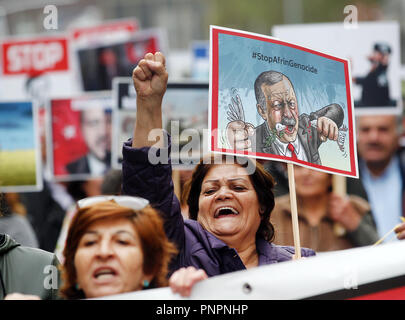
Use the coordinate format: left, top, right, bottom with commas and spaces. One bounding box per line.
252, 52, 256, 58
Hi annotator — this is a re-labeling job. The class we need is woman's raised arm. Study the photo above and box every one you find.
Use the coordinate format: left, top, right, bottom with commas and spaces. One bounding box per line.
132, 52, 168, 149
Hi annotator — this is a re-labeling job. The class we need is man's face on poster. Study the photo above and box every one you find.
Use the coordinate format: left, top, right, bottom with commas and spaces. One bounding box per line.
81, 108, 111, 161
257, 76, 299, 143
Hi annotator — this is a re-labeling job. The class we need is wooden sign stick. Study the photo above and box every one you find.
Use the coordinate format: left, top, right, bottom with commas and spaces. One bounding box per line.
287, 163, 301, 259
332, 175, 347, 236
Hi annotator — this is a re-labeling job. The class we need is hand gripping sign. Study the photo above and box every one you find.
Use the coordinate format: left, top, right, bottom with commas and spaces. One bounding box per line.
209, 26, 359, 258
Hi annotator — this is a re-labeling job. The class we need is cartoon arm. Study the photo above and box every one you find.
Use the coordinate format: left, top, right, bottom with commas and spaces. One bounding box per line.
310, 103, 344, 142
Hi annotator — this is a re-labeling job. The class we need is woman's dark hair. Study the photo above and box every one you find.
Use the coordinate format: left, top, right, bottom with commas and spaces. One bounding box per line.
67, 181, 88, 202
101, 169, 122, 195
184, 154, 276, 242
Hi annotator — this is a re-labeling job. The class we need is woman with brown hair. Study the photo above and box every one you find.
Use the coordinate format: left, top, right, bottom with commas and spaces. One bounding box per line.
60, 195, 177, 299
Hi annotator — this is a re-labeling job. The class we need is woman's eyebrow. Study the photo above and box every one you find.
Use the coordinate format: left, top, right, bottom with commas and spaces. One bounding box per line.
228, 178, 248, 182
83, 230, 98, 236
203, 177, 248, 184
82, 230, 135, 238
115, 230, 136, 239
202, 179, 219, 184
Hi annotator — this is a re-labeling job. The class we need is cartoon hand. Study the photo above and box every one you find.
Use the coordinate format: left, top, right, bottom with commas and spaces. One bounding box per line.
169, 266, 208, 297
227, 94, 245, 122
317, 116, 338, 142
226, 121, 255, 151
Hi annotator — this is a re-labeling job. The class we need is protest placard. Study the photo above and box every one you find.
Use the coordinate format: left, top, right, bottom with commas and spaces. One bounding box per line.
0, 101, 42, 192
47, 93, 113, 181
210, 26, 358, 179
0, 34, 78, 107
272, 21, 402, 115
74, 28, 168, 91
70, 17, 139, 47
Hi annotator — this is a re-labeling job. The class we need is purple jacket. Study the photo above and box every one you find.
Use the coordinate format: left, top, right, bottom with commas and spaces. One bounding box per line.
122, 140, 315, 277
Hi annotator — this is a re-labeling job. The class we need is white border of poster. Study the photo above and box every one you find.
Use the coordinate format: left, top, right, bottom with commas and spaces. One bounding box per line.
272, 21, 402, 116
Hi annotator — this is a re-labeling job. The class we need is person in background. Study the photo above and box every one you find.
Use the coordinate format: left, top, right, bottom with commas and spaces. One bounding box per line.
54, 178, 103, 263
0, 193, 38, 248
60, 196, 176, 299
350, 115, 405, 242
66, 108, 112, 176
100, 169, 122, 196
1, 229, 60, 299
122, 51, 315, 280
20, 181, 74, 252
271, 166, 379, 252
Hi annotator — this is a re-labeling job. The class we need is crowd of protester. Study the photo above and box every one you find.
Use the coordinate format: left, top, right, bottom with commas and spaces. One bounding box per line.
1, 51, 404, 300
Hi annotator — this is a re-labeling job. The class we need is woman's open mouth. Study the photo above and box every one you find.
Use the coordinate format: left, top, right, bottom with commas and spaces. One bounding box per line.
214, 207, 239, 218
93, 267, 118, 282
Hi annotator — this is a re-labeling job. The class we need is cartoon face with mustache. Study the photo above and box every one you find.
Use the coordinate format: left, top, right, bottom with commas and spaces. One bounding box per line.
256, 75, 299, 143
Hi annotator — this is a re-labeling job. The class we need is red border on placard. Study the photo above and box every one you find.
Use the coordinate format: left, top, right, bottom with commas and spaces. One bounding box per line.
211, 27, 357, 177
349, 286, 405, 300
211, 29, 219, 153
72, 20, 138, 39
2, 37, 69, 75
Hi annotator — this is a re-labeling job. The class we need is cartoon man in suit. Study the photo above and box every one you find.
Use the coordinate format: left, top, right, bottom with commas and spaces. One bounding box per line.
226, 71, 344, 165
